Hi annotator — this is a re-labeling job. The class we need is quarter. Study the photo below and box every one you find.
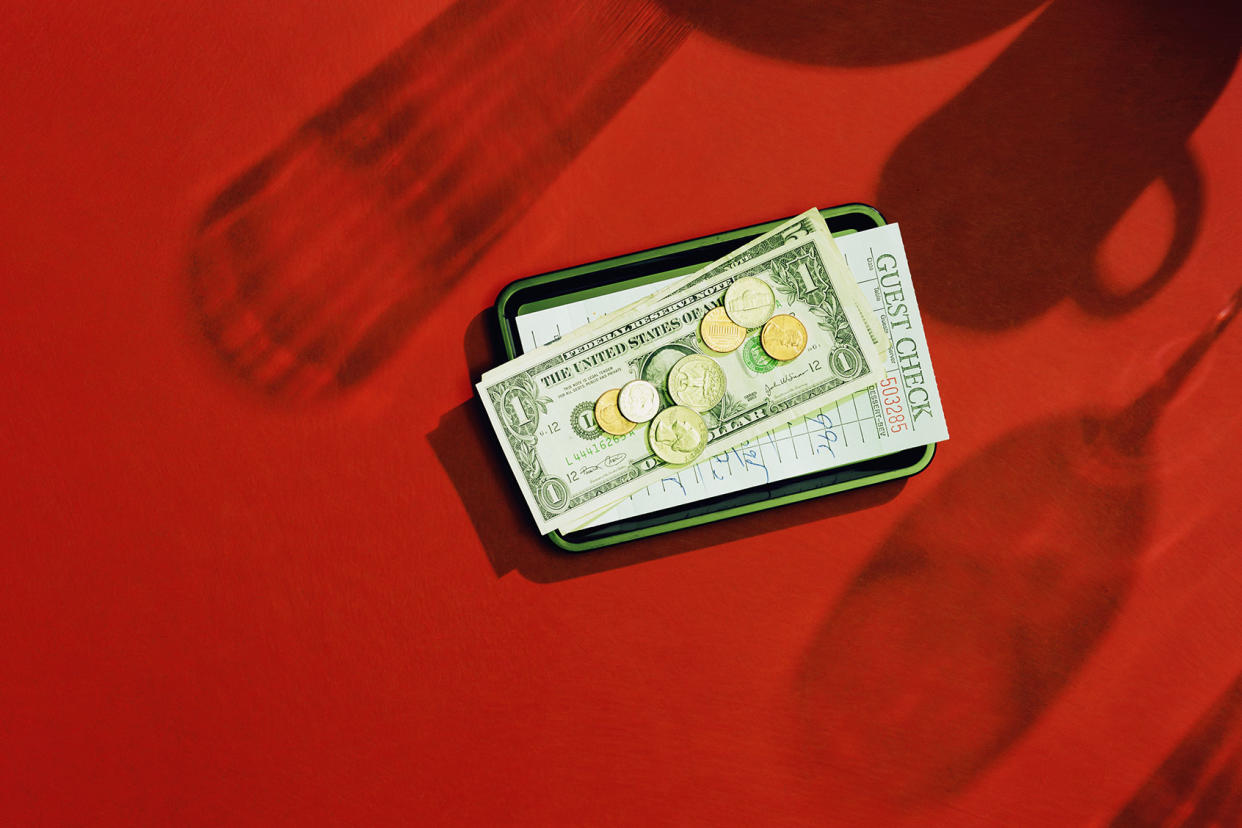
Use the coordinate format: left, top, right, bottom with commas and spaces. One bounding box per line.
617, 379, 661, 423
698, 306, 748, 353
667, 354, 726, 412
648, 406, 709, 465
594, 388, 636, 436
760, 314, 808, 361
723, 276, 776, 329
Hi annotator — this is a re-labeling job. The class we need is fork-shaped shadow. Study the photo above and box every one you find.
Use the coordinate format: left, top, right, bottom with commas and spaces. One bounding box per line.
657, 0, 1043, 65
1111, 668, 1242, 826
796, 283, 1242, 812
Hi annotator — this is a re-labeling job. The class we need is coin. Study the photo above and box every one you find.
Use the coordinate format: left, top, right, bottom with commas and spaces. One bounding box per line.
761, 314, 808, 361
648, 406, 709, 465
698, 306, 747, 353
594, 388, 636, 436
639, 342, 695, 406
617, 379, 661, 423
723, 276, 776, 329
667, 354, 726, 412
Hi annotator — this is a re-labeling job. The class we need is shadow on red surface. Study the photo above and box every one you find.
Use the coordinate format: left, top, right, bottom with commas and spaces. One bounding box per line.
187, 0, 1074, 403
879, 0, 1242, 330
1112, 668, 1242, 825
657, 0, 1044, 66
795, 284, 1242, 811
189, 0, 689, 400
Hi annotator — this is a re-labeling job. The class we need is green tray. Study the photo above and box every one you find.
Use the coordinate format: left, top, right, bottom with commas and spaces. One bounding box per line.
493, 204, 935, 550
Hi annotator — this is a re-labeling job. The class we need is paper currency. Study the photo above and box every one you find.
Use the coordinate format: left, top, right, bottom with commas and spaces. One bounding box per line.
543, 209, 887, 356
575, 222, 949, 530
477, 220, 885, 534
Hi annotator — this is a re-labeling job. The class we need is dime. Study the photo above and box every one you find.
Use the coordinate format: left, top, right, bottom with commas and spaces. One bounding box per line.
698, 306, 748, 353
594, 388, 636, 436
760, 314, 808, 361
667, 354, 726, 412
648, 406, 709, 465
617, 379, 661, 423
723, 276, 776, 329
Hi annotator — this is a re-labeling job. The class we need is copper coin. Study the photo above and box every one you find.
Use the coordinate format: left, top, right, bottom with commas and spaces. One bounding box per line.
760, 314, 808, 361
594, 388, 636, 435
698, 306, 747, 353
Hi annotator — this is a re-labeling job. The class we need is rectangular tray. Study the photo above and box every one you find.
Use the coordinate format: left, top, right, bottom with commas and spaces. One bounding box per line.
493, 203, 935, 550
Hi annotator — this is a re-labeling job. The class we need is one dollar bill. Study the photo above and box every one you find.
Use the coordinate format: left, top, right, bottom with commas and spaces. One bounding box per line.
477, 225, 885, 534
547, 209, 888, 356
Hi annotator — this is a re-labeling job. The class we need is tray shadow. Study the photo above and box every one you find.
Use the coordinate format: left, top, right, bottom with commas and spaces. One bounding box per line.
428, 309, 907, 582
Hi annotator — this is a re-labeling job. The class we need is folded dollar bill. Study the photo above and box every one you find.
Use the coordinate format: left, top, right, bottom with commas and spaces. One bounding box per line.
537, 209, 888, 357
477, 209, 886, 534
570, 221, 949, 531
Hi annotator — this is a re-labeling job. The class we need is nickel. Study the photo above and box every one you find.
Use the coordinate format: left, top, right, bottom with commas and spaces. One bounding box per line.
724, 276, 776, 329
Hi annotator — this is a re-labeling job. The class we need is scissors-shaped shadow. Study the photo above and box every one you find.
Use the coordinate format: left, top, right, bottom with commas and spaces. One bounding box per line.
795, 283, 1242, 811
879, 0, 1242, 330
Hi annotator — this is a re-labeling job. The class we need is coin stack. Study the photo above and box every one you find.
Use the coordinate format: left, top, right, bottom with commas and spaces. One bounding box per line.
591, 275, 808, 466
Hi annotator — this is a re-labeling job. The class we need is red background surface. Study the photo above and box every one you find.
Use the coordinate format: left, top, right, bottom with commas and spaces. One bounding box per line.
4, 1, 1242, 824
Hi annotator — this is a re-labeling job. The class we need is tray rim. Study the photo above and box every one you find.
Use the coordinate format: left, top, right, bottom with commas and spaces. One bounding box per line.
490, 202, 935, 551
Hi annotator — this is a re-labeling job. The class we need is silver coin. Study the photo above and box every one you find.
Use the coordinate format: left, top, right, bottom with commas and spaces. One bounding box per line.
723, 276, 776, 329
617, 379, 661, 423
648, 406, 709, 465
667, 354, 726, 412
639, 342, 695, 406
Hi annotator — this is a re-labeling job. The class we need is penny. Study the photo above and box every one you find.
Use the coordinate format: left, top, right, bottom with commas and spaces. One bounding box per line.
667, 354, 726, 412
761, 314, 808, 361
593, 388, 636, 436
723, 276, 776, 329
617, 379, 661, 423
648, 406, 709, 465
698, 306, 747, 353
